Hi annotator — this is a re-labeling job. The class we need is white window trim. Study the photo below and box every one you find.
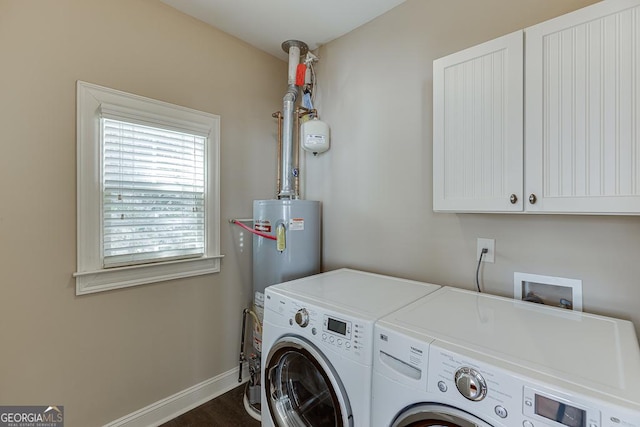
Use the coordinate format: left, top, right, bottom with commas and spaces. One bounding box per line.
74, 81, 222, 295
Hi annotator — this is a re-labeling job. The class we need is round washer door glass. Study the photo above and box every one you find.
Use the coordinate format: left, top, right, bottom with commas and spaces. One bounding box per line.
265, 337, 352, 427
392, 404, 494, 427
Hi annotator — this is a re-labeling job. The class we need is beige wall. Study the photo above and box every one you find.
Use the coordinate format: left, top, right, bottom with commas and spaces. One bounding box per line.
2, 0, 639, 425
0, 1, 283, 425
309, 0, 640, 334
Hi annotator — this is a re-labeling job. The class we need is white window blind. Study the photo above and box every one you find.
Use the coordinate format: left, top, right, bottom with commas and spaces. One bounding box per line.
102, 118, 206, 267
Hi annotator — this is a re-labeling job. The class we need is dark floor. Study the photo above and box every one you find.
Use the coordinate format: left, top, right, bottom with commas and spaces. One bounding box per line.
160, 384, 261, 427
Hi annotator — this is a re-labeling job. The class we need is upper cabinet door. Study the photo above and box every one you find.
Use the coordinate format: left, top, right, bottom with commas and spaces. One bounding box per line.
433, 31, 524, 212
525, 0, 640, 213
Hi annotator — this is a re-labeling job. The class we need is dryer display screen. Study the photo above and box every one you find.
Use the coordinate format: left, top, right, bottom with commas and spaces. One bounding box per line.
535, 394, 585, 427
327, 318, 347, 336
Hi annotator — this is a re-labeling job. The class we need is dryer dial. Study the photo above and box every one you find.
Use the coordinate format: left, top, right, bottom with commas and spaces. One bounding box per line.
454, 367, 487, 401
294, 308, 310, 328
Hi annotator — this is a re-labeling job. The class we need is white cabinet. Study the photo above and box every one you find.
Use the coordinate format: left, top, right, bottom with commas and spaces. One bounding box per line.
433, 31, 524, 212
525, 0, 640, 213
433, 0, 640, 214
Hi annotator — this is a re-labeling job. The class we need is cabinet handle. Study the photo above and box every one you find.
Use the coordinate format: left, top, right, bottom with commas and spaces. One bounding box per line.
509, 194, 518, 204
529, 194, 537, 204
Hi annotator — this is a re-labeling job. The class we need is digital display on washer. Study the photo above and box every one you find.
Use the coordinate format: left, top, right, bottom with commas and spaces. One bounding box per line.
535, 394, 585, 427
327, 318, 347, 336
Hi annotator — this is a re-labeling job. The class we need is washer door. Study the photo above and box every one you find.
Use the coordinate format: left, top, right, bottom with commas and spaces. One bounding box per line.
392, 404, 494, 427
265, 336, 353, 427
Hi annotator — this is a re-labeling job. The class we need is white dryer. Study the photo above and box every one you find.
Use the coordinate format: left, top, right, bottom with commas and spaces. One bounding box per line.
372, 287, 640, 427
260, 268, 441, 427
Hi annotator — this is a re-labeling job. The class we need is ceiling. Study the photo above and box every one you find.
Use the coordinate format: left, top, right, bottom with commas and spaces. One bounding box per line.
159, 0, 408, 61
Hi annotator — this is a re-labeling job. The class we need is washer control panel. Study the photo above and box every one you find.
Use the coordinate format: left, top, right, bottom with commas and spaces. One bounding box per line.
522, 386, 600, 427
265, 291, 372, 365
427, 345, 522, 422
323, 315, 352, 340
424, 343, 640, 427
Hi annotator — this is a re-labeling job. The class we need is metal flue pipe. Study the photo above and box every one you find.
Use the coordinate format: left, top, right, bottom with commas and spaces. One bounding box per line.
278, 40, 308, 199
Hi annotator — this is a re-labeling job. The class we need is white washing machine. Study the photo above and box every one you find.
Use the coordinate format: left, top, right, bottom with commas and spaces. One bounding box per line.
260, 268, 441, 427
372, 287, 640, 427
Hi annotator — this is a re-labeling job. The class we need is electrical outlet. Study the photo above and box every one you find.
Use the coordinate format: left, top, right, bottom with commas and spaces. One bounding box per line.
477, 238, 495, 263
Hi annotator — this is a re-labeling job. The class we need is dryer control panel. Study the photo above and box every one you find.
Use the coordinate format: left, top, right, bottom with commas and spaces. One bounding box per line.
264, 291, 374, 366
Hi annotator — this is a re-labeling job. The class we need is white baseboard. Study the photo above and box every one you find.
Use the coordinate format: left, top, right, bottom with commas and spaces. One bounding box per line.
104, 366, 250, 427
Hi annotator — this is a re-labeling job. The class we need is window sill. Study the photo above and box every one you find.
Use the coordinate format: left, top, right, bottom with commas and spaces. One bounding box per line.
73, 255, 224, 295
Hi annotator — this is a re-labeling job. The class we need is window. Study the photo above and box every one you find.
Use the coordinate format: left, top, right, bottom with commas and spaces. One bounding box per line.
75, 81, 221, 295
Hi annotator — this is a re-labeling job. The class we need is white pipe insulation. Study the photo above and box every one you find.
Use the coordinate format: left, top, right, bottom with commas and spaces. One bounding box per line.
287, 45, 300, 85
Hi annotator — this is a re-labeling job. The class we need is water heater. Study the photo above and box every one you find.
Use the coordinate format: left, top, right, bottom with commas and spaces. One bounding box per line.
239, 40, 323, 421
253, 199, 321, 295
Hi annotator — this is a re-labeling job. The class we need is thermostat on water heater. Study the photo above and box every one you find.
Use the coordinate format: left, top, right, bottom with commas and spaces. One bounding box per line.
301, 118, 330, 155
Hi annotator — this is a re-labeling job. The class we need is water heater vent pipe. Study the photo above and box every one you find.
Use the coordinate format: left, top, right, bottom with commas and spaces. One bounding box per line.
278, 40, 308, 199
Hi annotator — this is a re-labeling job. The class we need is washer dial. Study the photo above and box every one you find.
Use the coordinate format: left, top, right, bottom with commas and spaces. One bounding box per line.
294, 308, 310, 327
454, 367, 487, 401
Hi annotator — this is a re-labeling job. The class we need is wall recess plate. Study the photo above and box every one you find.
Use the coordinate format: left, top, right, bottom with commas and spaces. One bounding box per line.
514, 272, 582, 311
